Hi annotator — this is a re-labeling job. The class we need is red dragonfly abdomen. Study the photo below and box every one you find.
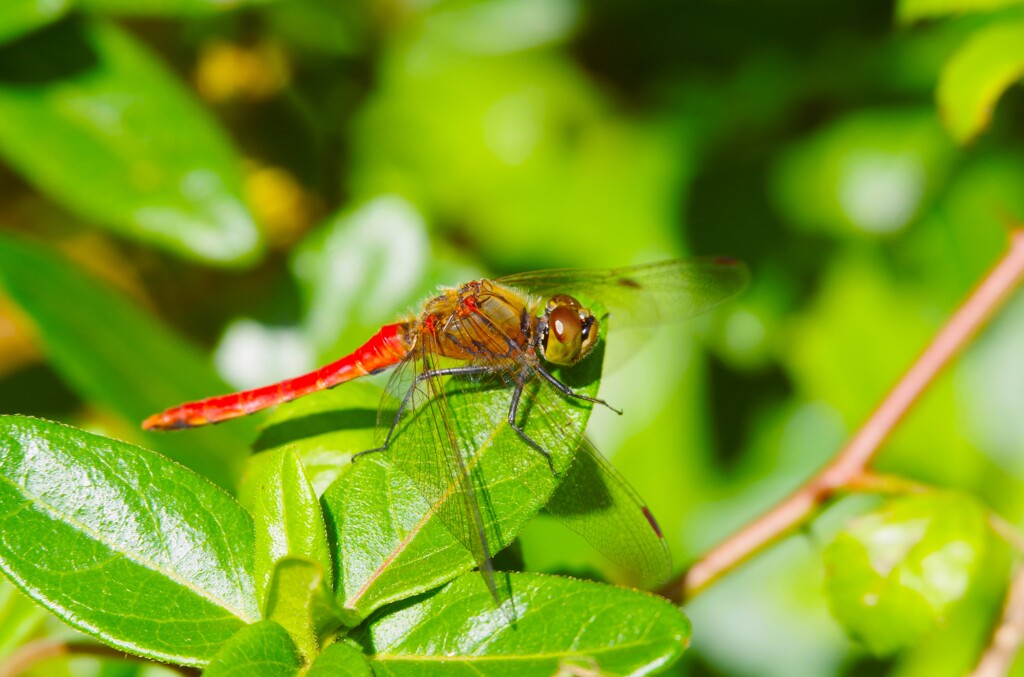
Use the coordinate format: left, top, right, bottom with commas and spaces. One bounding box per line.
142, 322, 412, 431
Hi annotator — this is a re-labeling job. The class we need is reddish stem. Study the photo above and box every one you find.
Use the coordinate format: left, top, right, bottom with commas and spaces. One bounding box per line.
663, 229, 1024, 603
970, 565, 1024, 677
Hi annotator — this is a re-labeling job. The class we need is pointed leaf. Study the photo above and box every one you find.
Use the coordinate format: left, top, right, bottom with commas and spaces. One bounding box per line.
0, 18, 261, 265
0, 235, 253, 488
238, 381, 384, 516
264, 558, 354, 660
938, 20, 1024, 144
0, 416, 259, 666
824, 492, 994, 655
248, 448, 333, 610
362, 572, 691, 676
307, 640, 373, 677
203, 621, 302, 677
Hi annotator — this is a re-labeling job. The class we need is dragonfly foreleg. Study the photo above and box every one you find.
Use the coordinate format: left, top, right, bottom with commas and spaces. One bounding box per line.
352, 365, 493, 461
507, 374, 558, 476
533, 363, 622, 415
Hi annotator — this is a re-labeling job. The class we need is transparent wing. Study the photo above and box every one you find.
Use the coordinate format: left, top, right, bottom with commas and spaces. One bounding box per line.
496, 258, 749, 328
444, 300, 672, 585
376, 336, 501, 603
545, 438, 672, 584
373, 286, 671, 598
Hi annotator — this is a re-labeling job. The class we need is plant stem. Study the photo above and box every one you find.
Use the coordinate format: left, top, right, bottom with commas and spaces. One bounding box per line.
970, 565, 1024, 677
663, 228, 1024, 604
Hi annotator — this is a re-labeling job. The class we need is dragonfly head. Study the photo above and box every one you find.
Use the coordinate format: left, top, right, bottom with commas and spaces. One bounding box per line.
538, 294, 599, 366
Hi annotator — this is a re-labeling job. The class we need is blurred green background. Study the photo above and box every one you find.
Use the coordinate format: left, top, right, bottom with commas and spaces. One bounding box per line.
2, 0, 1024, 675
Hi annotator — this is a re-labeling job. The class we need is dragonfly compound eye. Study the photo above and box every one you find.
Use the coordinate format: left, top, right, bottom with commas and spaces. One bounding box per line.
541, 296, 598, 366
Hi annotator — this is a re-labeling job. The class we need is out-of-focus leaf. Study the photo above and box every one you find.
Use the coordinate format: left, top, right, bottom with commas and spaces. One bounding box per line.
0, 416, 259, 666
248, 448, 333, 611
350, 45, 684, 268
0, 18, 262, 266
0, 0, 71, 43
264, 558, 353, 660
937, 20, 1024, 143
784, 254, 996, 494
307, 640, 373, 677
898, 0, 1024, 22
320, 346, 602, 618
423, 0, 581, 54
265, 0, 366, 55
79, 0, 275, 14
772, 108, 954, 236
823, 492, 993, 655
203, 621, 301, 677
0, 235, 254, 488
291, 196, 430, 361
0, 578, 48, 660
360, 572, 691, 676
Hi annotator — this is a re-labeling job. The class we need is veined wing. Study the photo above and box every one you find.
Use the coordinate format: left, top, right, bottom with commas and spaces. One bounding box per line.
377, 338, 502, 605
545, 438, 671, 584
375, 304, 606, 607
496, 258, 748, 328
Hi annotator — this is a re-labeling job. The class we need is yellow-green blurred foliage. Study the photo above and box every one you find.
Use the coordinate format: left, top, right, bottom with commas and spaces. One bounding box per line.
3, 0, 1024, 675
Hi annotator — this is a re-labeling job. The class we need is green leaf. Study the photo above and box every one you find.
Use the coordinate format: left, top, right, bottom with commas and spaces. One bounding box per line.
0, 18, 262, 266
248, 448, 334, 611
203, 621, 302, 677
307, 640, 373, 677
898, 0, 1024, 23
321, 347, 602, 618
771, 108, 953, 236
0, 0, 71, 43
937, 20, 1024, 143
264, 558, 354, 660
823, 492, 993, 655
0, 416, 260, 666
361, 572, 691, 676
0, 235, 254, 488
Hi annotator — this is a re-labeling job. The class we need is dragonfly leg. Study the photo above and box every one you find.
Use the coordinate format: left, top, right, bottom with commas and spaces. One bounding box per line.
352, 365, 494, 461
507, 375, 558, 476
534, 363, 622, 415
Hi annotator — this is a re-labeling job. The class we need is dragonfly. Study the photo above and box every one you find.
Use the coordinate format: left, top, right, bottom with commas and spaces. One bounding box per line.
143, 258, 748, 602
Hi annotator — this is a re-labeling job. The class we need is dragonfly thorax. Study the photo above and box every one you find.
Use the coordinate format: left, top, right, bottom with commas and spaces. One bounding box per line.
537, 294, 598, 366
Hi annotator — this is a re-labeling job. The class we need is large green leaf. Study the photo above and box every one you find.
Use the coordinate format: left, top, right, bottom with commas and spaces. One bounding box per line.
0, 416, 259, 666
0, 0, 71, 43
361, 572, 691, 676
0, 235, 254, 488
937, 19, 1024, 144
203, 621, 301, 677
824, 492, 994, 655
320, 348, 602, 618
0, 18, 261, 266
